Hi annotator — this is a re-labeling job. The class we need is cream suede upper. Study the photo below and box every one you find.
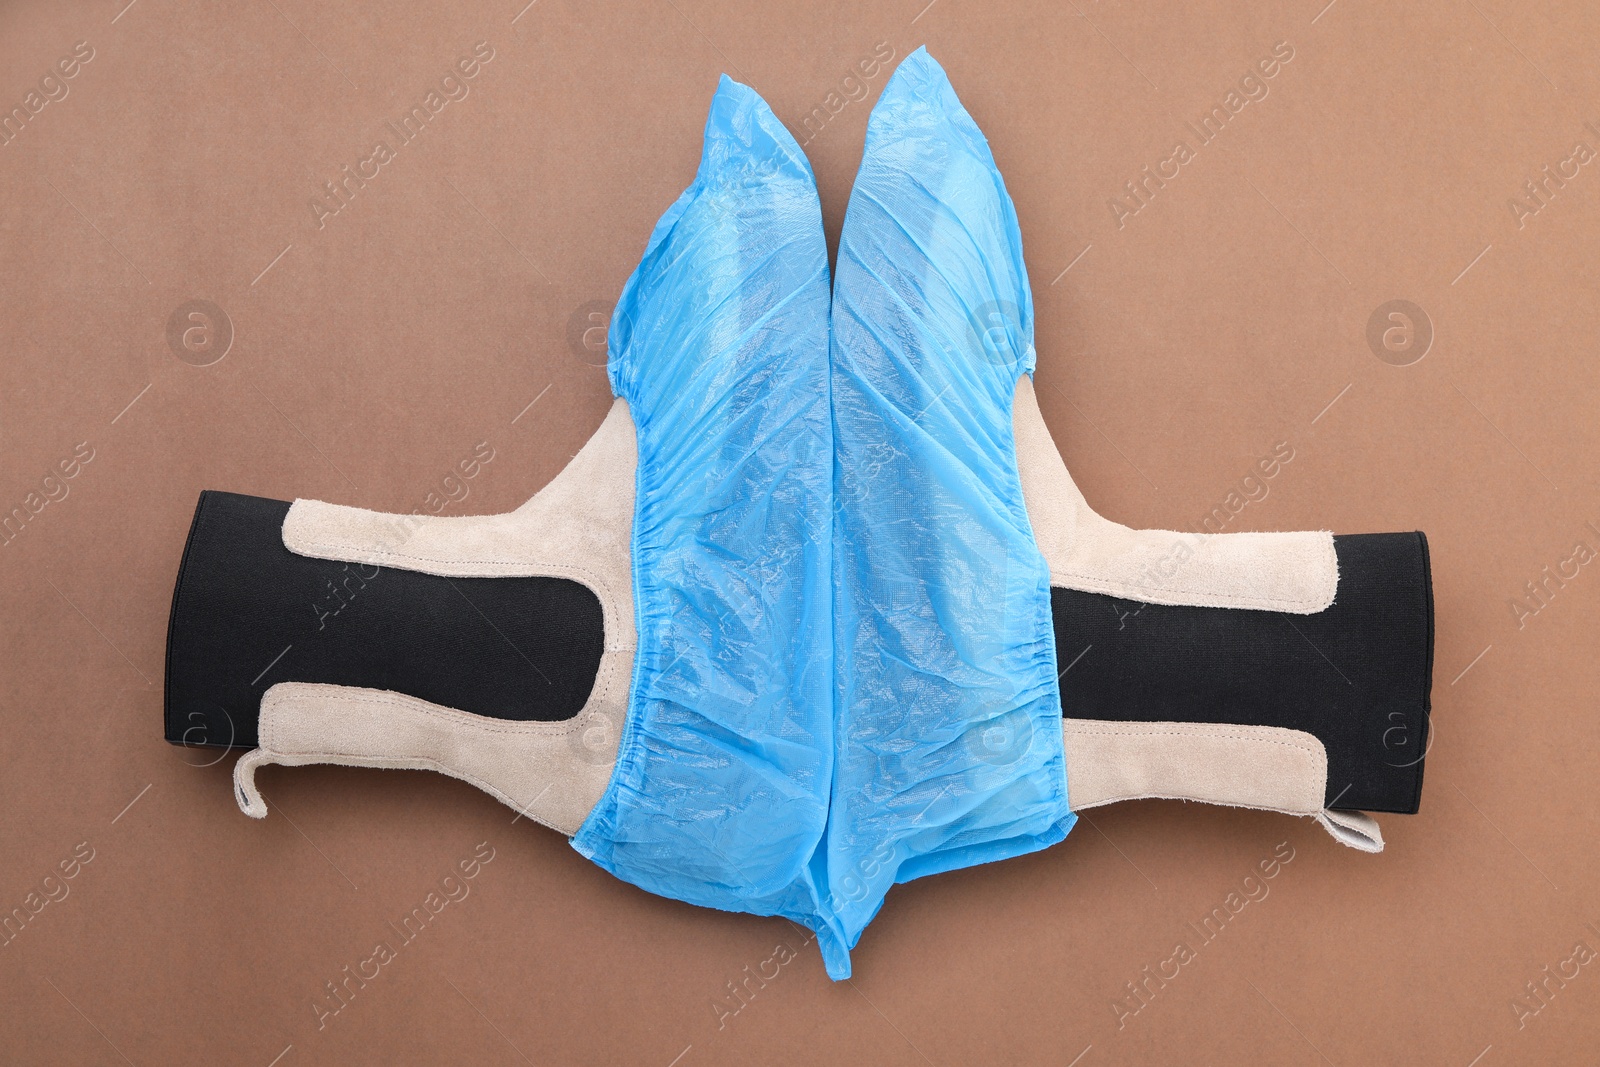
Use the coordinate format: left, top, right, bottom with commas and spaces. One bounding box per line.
1012, 376, 1338, 613
235, 399, 638, 835
1013, 375, 1380, 852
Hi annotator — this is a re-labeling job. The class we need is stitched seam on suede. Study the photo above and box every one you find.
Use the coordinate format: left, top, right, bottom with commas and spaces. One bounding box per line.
283, 539, 628, 638
257, 629, 628, 749
1075, 734, 1323, 811
1051, 572, 1328, 610
283, 523, 636, 729
1063, 726, 1323, 754
1085, 789, 1321, 812
581, 648, 625, 743
284, 542, 618, 582
263, 687, 610, 743
256, 691, 605, 835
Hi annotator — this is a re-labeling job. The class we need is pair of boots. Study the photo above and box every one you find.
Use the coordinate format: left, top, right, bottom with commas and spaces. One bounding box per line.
166, 49, 1432, 980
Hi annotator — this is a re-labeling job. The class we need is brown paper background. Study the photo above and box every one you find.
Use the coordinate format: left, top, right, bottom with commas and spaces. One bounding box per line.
4, 1, 1598, 1063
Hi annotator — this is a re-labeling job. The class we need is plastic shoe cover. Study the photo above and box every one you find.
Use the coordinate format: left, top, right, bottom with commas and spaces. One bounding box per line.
571, 77, 843, 945
821, 47, 1075, 976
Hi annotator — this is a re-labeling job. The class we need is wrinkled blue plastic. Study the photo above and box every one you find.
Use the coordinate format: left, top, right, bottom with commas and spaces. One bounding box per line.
822, 47, 1073, 976
571, 77, 840, 940
574, 53, 1072, 981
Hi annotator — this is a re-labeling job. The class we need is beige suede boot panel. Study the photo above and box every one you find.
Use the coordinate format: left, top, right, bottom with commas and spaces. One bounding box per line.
236, 681, 622, 835
234, 399, 639, 833
1063, 719, 1328, 814
1013, 377, 1338, 613
1062, 719, 1385, 852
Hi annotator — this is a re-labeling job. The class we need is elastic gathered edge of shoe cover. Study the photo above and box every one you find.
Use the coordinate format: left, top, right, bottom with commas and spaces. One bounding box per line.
821, 47, 1074, 975
571, 77, 844, 950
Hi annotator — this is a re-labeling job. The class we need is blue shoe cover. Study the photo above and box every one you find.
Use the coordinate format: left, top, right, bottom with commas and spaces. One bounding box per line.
572, 76, 842, 944
821, 47, 1074, 976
